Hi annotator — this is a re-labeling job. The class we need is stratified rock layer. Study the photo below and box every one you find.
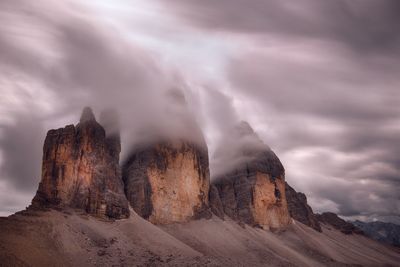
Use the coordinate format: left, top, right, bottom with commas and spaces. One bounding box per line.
285, 182, 321, 232
123, 141, 210, 224
31, 107, 129, 219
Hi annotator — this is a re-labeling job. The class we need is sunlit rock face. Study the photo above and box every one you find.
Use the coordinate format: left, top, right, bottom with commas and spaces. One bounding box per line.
212, 122, 291, 230
285, 182, 321, 232
31, 107, 129, 219
123, 141, 210, 224
122, 89, 211, 224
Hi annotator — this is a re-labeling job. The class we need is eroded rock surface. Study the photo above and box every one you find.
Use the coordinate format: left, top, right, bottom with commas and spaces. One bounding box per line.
31, 107, 129, 219
123, 141, 210, 224
285, 182, 321, 232
212, 122, 291, 230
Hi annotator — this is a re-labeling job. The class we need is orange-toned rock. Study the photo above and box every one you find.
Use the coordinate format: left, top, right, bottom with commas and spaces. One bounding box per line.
31, 107, 129, 219
212, 122, 291, 230
123, 141, 210, 224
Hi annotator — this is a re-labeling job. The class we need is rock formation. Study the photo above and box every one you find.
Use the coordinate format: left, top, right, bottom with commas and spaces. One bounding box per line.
316, 212, 363, 235
285, 182, 321, 232
122, 90, 211, 224
31, 107, 129, 219
211, 122, 291, 230
123, 141, 210, 224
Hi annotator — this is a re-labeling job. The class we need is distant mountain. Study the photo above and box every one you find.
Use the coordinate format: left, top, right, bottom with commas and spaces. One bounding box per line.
353, 220, 400, 247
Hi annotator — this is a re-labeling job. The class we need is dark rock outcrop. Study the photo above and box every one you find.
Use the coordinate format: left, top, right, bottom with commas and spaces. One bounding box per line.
209, 185, 224, 219
316, 212, 363, 235
285, 182, 321, 232
212, 122, 291, 230
123, 141, 210, 224
31, 107, 129, 219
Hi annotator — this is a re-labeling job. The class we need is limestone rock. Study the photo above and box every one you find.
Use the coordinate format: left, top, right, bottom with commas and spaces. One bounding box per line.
123, 141, 210, 224
31, 107, 129, 219
316, 212, 363, 235
212, 122, 291, 230
285, 182, 321, 232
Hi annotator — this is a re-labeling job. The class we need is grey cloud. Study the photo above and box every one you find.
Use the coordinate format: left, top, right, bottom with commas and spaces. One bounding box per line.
0, 113, 44, 191
159, 0, 400, 54
0, 0, 201, 206
0, 0, 399, 224
161, 0, 400, 222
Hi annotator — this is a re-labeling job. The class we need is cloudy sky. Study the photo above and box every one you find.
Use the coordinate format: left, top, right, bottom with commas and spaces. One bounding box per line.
0, 0, 399, 223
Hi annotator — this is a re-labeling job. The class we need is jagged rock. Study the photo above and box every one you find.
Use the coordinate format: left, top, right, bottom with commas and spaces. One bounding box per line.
212, 122, 291, 230
316, 212, 363, 235
31, 107, 129, 219
123, 141, 210, 224
285, 182, 321, 232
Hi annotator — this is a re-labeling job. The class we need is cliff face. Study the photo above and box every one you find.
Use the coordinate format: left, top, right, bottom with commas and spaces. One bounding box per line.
213, 155, 291, 230
31, 107, 129, 219
211, 122, 291, 230
285, 182, 321, 232
123, 141, 210, 224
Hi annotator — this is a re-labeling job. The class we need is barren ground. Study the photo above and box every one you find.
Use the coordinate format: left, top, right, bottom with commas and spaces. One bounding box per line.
0, 209, 399, 266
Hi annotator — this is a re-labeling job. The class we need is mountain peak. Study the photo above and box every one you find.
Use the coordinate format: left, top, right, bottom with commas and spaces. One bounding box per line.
79, 106, 96, 123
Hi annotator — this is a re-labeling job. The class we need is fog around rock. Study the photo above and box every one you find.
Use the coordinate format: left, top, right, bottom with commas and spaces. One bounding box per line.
0, 0, 399, 224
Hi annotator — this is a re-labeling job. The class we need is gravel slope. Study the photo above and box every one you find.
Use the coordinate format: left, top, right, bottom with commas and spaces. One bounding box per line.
1, 209, 399, 266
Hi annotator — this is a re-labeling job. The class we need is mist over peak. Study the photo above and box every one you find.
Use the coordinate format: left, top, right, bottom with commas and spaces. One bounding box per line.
0, 0, 399, 224
212, 121, 275, 179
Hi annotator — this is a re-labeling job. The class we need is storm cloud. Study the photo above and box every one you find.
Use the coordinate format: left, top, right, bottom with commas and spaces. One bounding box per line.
158, 0, 400, 222
0, 0, 399, 223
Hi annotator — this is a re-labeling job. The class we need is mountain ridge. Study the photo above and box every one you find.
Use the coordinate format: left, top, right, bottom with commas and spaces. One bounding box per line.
1, 107, 399, 266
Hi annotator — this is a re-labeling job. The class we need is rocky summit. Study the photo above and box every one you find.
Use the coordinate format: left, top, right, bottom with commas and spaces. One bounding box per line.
31, 107, 129, 219
2, 108, 400, 267
211, 122, 291, 230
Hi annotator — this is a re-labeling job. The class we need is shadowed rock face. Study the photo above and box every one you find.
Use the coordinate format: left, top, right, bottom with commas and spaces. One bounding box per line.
285, 182, 321, 232
212, 122, 291, 230
31, 107, 129, 219
316, 212, 363, 235
209, 185, 224, 219
123, 141, 210, 224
